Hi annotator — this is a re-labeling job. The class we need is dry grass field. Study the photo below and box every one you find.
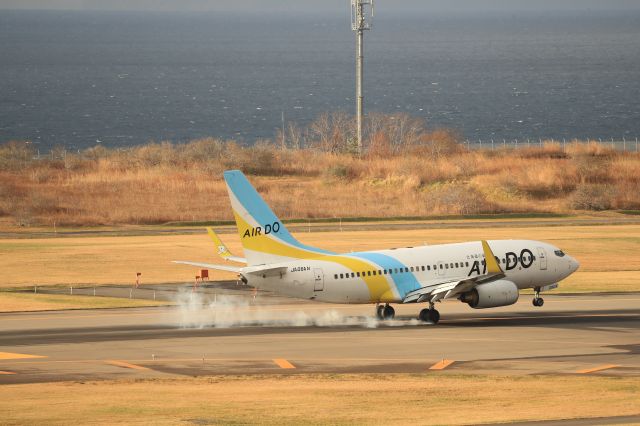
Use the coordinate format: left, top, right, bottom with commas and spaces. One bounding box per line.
1, 374, 638, 425
1, 222, 639, 293
0, 292, 169, 312
1, 135, 639, 228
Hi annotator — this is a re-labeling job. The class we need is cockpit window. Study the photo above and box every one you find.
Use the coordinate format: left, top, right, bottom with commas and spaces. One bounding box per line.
554, 250, 566, 257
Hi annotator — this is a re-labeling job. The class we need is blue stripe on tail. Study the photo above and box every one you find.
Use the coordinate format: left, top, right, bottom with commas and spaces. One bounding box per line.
224, 170, 333, 255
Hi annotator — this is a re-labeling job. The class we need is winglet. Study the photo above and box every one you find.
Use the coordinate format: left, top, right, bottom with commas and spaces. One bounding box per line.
481, 240, 503, 274
207, 227, 247, 264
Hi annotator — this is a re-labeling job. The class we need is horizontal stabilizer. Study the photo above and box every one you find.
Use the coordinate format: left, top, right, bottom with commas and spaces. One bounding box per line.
172, 261, 242, 274
243, 265, 288, 277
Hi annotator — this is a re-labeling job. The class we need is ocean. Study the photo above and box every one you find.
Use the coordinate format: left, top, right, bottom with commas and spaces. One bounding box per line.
1, 9, 639, 151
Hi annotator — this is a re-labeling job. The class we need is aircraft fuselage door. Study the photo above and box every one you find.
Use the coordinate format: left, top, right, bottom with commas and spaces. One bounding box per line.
313, 268, 324, 291
437, 261, 445, 277
537, 247, 547, 270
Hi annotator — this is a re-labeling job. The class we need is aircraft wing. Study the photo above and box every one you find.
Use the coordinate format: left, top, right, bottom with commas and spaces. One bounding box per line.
207, 227, 246, 264
402, 240, 505, 304
172, 261, 242, 273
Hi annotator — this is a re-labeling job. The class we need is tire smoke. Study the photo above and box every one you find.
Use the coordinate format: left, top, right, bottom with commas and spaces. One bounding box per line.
171, 289, 393, 329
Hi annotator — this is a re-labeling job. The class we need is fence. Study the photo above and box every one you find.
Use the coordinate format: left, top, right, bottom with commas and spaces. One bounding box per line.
463, 137, 640, 152
21, 282, 275, 303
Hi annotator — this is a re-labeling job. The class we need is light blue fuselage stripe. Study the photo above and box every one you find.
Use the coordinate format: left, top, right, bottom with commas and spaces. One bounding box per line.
348, 252, 421, 297
224, 170, 333, 255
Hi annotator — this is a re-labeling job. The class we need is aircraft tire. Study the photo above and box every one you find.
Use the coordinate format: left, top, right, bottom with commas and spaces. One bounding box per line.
418, 308, 430, 322
376, 305, 384, 320
382, 305, 395, 320
428, 309, 440, 324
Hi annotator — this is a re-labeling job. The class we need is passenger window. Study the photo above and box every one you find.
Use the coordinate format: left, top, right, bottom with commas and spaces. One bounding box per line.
351, 272, 355, 278
340, 273, 344, 279
445, 264, 449, 269
455, 262, 459, 268
421, 266, 425, 271
466, 262, 469, 267
367, 271, 371, 276
410, 266, 414, 272
439, 264, 443, 269
334, 274, 338, 280
372, 270, 377, 276
357, 272, 360, 277
378, 270, 382, 275
427, 265, 431, 271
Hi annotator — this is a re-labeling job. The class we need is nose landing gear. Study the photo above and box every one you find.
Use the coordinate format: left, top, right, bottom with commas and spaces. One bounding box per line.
532, 287, 544, 307
375, 303, 395, 320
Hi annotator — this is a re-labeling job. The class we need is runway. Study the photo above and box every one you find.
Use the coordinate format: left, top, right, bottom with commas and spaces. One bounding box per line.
1, 294, 639, 384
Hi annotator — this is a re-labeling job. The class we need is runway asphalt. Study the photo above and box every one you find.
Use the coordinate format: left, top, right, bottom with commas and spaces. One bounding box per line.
0, 293, 639, 384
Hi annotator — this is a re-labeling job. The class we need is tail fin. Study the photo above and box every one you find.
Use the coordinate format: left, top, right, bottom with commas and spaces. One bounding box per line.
223, 170, 333, 265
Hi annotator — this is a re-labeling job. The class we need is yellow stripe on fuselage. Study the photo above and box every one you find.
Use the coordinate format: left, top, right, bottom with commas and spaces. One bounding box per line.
321, 254, 397, 302
234, 211, 395, 302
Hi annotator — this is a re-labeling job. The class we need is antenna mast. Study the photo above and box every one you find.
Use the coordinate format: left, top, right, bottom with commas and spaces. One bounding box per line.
351, 0, 373, 156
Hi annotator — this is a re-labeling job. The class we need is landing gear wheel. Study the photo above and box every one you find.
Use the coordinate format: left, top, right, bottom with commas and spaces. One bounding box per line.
382, 304, 395, 320
376, 304, 384, 320
419, 308, 429, 322
533, 287, 544, 307
428, 309, 440, 324
419, 308, 440, 324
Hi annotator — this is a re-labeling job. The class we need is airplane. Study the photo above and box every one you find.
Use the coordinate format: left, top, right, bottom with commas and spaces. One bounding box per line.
174, 170, 580, 324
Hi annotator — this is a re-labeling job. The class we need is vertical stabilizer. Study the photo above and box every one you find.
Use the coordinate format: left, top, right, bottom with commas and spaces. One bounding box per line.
223, 170, 333, 265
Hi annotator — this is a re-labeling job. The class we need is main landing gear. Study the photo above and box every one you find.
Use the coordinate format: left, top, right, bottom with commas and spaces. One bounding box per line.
419, 303, 440, 324
532, 287, 544, 307
375, 303, 395, 320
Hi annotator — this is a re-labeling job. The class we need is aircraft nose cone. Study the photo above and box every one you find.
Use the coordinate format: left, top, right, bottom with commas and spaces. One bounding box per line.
570, 257, 580, 273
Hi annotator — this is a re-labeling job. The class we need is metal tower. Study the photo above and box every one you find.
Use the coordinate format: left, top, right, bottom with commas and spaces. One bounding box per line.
351, 0, 373, 156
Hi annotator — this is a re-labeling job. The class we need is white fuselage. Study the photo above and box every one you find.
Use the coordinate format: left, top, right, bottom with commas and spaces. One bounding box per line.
245, 240, 579, 304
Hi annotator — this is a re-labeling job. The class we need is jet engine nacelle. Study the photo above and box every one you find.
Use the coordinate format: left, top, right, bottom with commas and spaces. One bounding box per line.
460, 280, 519, 309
